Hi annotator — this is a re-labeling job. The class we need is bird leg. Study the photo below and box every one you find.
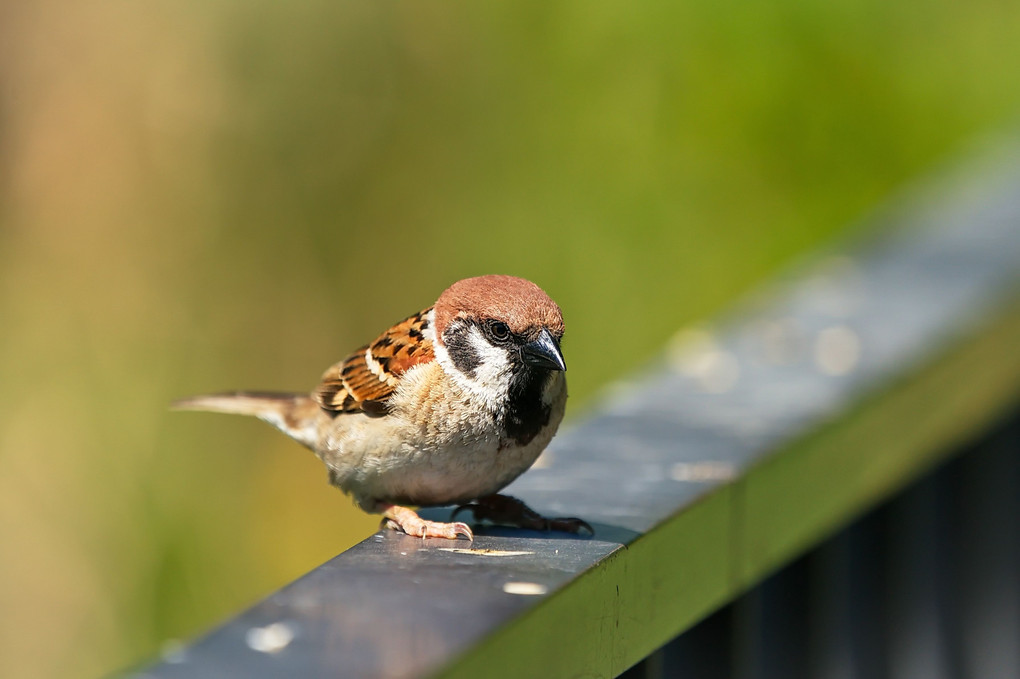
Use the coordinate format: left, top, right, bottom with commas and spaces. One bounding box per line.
381, 504, 473, 541
453, 494, 593, 535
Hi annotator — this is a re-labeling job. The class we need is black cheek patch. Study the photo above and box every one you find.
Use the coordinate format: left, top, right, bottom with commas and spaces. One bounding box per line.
443, 324, 481, 376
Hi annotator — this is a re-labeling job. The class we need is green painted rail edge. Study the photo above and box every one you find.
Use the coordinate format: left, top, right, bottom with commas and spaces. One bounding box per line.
435, 298, 1020, 679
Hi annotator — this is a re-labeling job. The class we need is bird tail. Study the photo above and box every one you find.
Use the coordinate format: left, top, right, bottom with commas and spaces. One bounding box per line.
172, 391, 324, 449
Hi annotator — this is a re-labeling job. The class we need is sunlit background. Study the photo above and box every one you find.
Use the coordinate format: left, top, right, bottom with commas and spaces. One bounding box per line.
1, 1, 1019, 677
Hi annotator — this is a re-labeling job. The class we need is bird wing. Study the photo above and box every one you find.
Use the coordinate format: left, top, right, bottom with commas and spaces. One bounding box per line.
314, 307, 435, 416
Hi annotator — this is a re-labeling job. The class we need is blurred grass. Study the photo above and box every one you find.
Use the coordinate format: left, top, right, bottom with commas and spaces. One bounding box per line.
0, 0, 1018, 677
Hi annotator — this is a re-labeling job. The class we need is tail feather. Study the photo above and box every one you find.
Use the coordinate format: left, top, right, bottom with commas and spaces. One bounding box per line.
172, 391, 323, 449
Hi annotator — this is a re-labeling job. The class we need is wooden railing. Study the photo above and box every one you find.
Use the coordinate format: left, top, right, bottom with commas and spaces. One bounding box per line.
134, 140, 1020, 679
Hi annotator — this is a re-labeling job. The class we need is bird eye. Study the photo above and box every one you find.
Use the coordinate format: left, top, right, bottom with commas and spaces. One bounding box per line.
487, 320, 511, 342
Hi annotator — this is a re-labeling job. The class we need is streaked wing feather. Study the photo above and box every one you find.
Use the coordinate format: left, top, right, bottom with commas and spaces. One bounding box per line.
314, 307, 434, 416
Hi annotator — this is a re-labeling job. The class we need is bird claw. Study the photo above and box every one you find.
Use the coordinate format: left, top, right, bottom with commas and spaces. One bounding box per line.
382, 506, 473, 540
454, 495, 593, 536
543, 516, 595, 535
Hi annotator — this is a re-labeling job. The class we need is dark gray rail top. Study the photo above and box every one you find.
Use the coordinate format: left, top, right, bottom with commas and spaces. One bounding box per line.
137, 140, 1020, 679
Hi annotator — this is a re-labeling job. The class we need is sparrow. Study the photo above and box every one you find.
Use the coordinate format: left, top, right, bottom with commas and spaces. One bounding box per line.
174, 275, 590, 540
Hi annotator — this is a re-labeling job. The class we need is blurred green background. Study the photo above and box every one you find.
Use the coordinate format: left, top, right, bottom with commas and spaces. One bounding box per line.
1, 0, 1019, 676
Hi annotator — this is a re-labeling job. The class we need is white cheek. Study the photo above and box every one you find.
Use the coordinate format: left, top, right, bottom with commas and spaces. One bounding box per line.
433, 324, 513, 409
466, 328, 512, 386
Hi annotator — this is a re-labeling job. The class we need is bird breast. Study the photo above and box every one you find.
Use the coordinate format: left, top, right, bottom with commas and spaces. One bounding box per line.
317, 360, 566, 509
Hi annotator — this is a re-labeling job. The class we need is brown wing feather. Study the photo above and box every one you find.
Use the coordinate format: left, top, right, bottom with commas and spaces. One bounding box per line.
314, 307, 434, 416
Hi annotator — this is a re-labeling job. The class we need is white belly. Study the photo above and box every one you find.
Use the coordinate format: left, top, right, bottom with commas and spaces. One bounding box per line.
317, 362, 565, 510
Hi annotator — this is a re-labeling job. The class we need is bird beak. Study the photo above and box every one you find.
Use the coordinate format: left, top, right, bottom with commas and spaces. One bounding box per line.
521, 328, 566, 371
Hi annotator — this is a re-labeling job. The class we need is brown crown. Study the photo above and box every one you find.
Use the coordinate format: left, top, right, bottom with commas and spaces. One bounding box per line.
433, 275, 564, 341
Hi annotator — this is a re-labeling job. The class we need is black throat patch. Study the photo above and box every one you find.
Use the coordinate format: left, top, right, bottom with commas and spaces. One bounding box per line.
503, 369, 553, 446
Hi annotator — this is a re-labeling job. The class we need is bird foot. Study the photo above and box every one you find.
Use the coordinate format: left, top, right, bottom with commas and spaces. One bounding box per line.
453, 494, 593, 535
382, 504, 473, 540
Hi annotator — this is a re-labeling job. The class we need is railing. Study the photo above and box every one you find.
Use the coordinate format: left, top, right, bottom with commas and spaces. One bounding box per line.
134, 140, 1020, 679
